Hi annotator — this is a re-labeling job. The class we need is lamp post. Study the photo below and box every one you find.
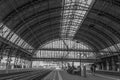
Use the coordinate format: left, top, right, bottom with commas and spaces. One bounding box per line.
118, 55, 120, 72
76, 40, 82, 76
78, 53, 81, 76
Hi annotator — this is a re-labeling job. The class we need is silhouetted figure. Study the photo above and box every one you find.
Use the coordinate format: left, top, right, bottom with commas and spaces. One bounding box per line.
90, 64, 96, 75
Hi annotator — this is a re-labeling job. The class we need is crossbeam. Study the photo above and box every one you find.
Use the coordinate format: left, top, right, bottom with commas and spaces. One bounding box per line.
1, 48, 120, 54
35, 48, 119, 53
0, 37, 31, 55
32, 57, 100, 63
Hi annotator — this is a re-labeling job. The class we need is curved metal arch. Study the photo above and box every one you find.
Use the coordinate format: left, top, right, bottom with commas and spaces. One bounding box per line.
39, 38, 61, 48
86, 17, 120, 44
19, 31, 39, 48
2, 0, 120, 52
19, 17, 116, 50
36, 38, 98, 57
23, 21, 106, 49
38, 32, 98, 51
21, 13, 120, 49
78, 27, 109, 48
88, 25, 116, 45
101, 0, 120, 7
73, 38, 98, 51
75, 32, 103, 49
33, 25, 60, 36
26, 14, 119, 49
76, 22, 117, 50
1, 0, 61, 48
38, 38, 97, 56
15, 8, 61, 33
24, 27, 60, 45
91, 9, 120, 40
74, 36, 100, 50
3, 1, 61, 30
19, 16, 60, 37
23, 23, 60, 36
41, 38, 98, 52
20, 21, 60, 39
40, 38, 93, 50
26, 30, 60, 48
38, 34, 60, 47
28, 30, 98, 51
16, 16, 60, 47
75, 30, 103, 49
2, 0, 48, 22
76, 38, 98, 57
83, 24, 112, 46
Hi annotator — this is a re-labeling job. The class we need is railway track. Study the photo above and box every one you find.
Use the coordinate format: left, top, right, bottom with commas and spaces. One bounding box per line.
0, 69, 52, 80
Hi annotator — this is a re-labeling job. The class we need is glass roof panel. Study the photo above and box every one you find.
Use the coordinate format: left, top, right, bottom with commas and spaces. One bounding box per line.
100, 43, 120, 55
0, 25, 11, 38
0, 23, 34, 53
61, 0, 93, 39
35, 39, 95, 59
10, 34, 18, 42
43, 39, 90, 49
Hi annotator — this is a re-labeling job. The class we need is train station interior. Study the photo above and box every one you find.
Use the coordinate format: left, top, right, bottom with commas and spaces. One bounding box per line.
0, 0, 120, 80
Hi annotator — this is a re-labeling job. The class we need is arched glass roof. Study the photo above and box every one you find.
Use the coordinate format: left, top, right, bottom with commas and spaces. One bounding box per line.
0, 0, 120, 58
61, 0, 93, 39
42, 39, 90, 49
35, 39, 95, 59
0, 23, 34, 53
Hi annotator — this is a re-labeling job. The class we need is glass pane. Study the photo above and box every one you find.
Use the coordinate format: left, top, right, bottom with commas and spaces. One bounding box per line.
35, 39, 94, 59
0, 23, 34, 53
61, 0, 93, 38
6, 32, 14, 40
17, 39, 23, 46
15, 37, 21, 45
10, 34, 18, 42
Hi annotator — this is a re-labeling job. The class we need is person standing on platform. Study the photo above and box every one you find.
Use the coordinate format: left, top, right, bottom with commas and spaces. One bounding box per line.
90, 66, 93, 75
90, 64, 96, 75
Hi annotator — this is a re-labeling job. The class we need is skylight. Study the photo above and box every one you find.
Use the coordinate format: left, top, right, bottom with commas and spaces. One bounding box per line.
61, 0, 93, 39
35, 39, 95, 59
0, 23, 34, 53
42, 39, 90, 49
100, 43, 120, 55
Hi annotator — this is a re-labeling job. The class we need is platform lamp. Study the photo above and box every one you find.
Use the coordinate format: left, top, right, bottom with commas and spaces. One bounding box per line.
77, 53, 82, 76
76, 41, 82, 76
117, 55, 120, 72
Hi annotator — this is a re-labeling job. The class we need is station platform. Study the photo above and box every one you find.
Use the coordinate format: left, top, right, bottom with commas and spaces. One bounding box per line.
43, 70, 120, 80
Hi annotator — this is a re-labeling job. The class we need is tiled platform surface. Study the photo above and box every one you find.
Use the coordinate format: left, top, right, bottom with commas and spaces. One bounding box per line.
43, 70, 120, 80
42, 70, 59, 80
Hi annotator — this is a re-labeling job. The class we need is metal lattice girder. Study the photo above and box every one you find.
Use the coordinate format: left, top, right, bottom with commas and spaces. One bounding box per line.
31, 48, 120, 53
32, 57, 100, 63
1, 47, 120, 54
0, 36, 32, 55
61, 0, 94, 38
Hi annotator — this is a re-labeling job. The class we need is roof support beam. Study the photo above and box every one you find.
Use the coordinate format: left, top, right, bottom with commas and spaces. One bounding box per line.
32, 57, 100, 63
36, 48, 120, 54
2, 47, 120, 54
0, 36, 32, 56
